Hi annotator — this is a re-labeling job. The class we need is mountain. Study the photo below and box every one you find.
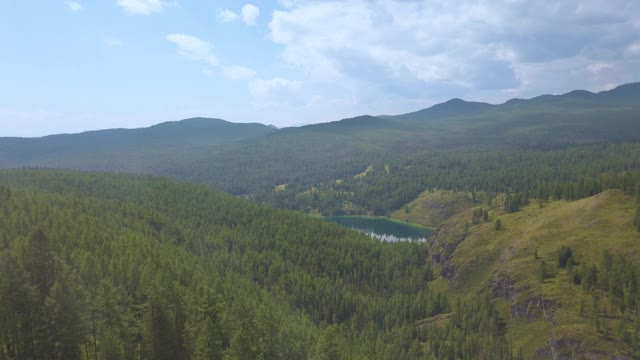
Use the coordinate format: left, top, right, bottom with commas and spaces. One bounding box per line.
0, 117, 276, 170
390, 98, 494, 122
302, 115, 400, 133
391, 82, 640, 122
162, 82, 640, 214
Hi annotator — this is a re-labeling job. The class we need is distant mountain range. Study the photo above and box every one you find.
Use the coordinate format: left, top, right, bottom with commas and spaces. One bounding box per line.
1, 82, 639, 214
0, 117, 275, 170
388, 82, 640, 122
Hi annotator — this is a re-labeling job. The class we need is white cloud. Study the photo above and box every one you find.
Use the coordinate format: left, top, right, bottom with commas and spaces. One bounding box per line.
278, 0, 294, 9
587, 62, 613, 74
223, 65, 256, 80
219, 9, 239, 22
241, 4, 260, 26
166, 34, 218, 66
219, 4, 259, 26
103, 36, 123, 47
626, 42, 640, 56
269, 0, 640, 102
117, 0, 173, 16
592, 83, 618, 92
64, 1, 82, 11
167, 35, 257, 81
249, 77, 303, 105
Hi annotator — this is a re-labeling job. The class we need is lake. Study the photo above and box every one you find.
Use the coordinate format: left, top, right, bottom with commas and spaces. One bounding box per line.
326, 216, 433, 242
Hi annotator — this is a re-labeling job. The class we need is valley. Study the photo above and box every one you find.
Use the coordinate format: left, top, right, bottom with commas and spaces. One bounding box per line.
1, 84, 640, 359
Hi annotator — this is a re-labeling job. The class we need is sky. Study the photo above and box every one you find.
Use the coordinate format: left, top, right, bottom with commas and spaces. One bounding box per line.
1, 0, 639, 136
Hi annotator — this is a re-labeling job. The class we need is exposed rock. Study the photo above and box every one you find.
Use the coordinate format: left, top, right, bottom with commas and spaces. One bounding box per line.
536, 336, 630, 360
490, 274, 558, 323
513, 294, 560, 323
428, 224, 467, 281
491, 274, 519, 301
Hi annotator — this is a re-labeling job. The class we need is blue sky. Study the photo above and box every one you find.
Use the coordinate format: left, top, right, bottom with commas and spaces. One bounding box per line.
1, 0, 639, 136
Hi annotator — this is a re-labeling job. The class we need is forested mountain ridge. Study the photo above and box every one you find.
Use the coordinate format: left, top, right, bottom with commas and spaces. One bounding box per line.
390, 82, 640, 122
1, 83, 640, 217
0, 118, 275, 170
171, 83, 640, 215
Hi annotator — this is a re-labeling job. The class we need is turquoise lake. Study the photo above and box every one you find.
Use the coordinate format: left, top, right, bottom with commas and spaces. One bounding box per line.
326, 216, 433, 242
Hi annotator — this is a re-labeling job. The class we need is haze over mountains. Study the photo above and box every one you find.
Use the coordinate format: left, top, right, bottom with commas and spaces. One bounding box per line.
2, 82, 639, 167
2, 82, 639, 215
0, 118, 275, 170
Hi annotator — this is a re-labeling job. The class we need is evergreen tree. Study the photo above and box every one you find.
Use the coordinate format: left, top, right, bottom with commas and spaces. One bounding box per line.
537, 261, 548, 282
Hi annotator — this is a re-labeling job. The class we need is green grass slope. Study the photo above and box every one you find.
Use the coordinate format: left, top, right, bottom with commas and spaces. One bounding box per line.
389, 189, 475, 227
430, 189, 640, 358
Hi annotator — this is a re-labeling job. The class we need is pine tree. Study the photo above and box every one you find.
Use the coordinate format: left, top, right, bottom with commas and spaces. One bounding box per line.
310, 325, 341, 360
537, 261, 548, 282
25, 229, 56, 303
45, 278, 83, 360
143, 292, 181, 360
194, 291, 224, 360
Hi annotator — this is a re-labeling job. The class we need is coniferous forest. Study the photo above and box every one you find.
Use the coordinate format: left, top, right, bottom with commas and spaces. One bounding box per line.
0, 170, 467, 360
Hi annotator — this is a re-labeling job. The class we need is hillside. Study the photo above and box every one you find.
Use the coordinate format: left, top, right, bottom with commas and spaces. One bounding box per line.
0, 169, 456, 360
3, 168, 640, 358
389, 189, 476, 227
428, 189, 640, 358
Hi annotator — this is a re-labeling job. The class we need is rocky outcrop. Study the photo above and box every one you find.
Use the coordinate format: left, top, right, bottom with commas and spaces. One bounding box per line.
427, 223, 467, 281
512, 294, 559, 323
536, 336, 630, 360
490, 274, 559, 323
491, 274, 520, 301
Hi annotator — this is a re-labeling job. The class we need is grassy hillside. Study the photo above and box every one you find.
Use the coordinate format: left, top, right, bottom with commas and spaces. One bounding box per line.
389, 189, 475, 227
429, 189, 640, 358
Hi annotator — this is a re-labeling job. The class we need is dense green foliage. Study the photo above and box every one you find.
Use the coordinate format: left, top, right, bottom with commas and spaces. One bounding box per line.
0, 170, 515, 359
422, 296, 512, 359
573, 250, 640, 356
